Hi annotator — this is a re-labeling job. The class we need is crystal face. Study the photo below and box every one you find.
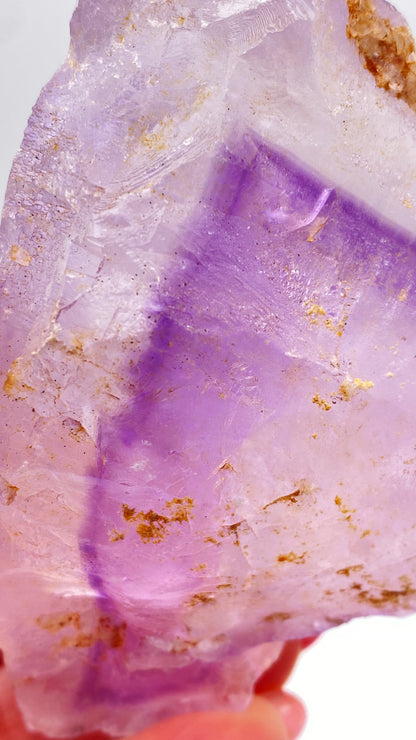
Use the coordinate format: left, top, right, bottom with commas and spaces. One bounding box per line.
1, 0, 416, 737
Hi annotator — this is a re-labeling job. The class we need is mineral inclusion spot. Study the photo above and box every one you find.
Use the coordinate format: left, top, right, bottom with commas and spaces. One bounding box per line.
1, 0, 416, 736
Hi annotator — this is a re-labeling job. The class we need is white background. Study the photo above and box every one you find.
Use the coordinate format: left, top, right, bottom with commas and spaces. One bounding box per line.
1, 1, 416, 739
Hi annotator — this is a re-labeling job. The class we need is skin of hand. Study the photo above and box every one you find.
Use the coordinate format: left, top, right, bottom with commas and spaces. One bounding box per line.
0, 640, 314, 740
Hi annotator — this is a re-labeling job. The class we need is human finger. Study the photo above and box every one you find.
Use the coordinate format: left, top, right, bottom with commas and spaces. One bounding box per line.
134, 693, 300, 740
255, 637, 318, 694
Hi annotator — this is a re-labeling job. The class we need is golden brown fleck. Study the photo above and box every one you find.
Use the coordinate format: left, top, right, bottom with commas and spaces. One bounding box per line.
217, 460, 236, 473
312, 394, 332, 411
357, 584, 416, 608
109, 529, 125, 542
353, 378, 374, 391
170, 639, 198, 654
191, 563, 207, 572
305, 298, 348, 336
10, 244, 31, 266
306, 302, 326, 318
165, 496, 194, 524
37, 611, 126, 650
342, 376, 376, 402
121, 497, 194, 542
204, 536, 220, 545
3, 362, 35, 398
136, 511, 170, 543
264, 489, 302, 509
336, 564, 364, 576
334, 495, 356, 516
325, 312, 349, 337
307, 217, 328, 242
97, 616, 127, 649
122, 504, 137, 522
187, 592, 215, 607
65, 419, 88, 442
59, 633, 94, 649
347, 0, 416, 112
223, 521, 244, 547
37, 612, 81, 633
0, 477, 18, 505
263, 612, 292, 622
277, 551, 306, 564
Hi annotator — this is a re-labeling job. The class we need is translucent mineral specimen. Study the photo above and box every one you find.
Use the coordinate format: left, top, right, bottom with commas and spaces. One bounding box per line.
1, 0, 416, 736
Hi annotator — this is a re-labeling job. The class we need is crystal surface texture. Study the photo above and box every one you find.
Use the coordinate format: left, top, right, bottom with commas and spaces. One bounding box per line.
1, 0, 416, 736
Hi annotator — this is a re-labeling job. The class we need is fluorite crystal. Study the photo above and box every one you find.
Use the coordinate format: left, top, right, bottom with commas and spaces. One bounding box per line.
1, 0, 416, 736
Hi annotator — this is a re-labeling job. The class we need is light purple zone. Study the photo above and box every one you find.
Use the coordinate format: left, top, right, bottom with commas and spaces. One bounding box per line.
79, 135, 416, 703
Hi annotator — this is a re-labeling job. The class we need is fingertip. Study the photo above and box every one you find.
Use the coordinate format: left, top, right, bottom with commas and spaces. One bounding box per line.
255, 640, 302, 694
135, 697, 292, 740
260, 690, 306, 740
301, 636, 319, 649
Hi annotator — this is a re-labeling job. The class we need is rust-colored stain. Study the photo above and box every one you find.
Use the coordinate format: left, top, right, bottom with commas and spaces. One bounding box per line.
277, 551, 306, 564
137, 511, 170, 543
263, 611, 292, 622
37, 612, 81, 634
347, 0, 416, 112
217, 460, 236, 473
165, 497, 194, 523
356, 584, 416, 608
3, 362, 35, 398
66, 420, 89, 442
122, 504, 136, 522
336, 564, 364, 577
191, 563, 207, 572
109, 529, 125, 542
334, 495, 356, 517
121, 497, 194, 543
37, 611, 126, 650
307, 217, 329, 242
219, 520, 248, 547
1, 477, 18, 505
264, 480, 313, 511
170, 638, 199, 655
187, 592, 215, 607
9, 244, 31, 266
263, 488, 302, 509
204, 536, 220, 545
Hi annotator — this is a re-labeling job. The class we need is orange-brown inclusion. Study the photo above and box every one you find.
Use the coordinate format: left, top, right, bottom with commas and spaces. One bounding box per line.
122, 497, 194, 543
347, 0, 416, 111
37, 612, 126, 649
357, 584, 416, 608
